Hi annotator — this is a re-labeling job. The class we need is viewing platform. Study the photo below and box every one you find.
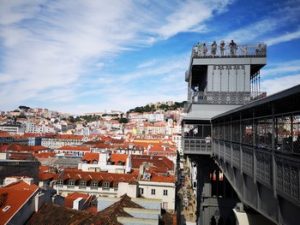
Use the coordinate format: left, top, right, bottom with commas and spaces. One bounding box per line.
191, 42, 266, 59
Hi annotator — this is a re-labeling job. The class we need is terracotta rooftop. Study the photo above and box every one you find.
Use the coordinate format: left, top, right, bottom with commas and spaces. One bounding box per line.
55, 169, 138, 184
110, 154, 128, 164
150, 173, 176, 183
131, 155, 174, 172
0, 131, 11, 137
26, 203, 102, 225
39, 172, 56, 181
0, 181, 39, 225
45, 134, 84, 140
82, 152, 99, 162
58, 145, 90, 151
93, 143, 114, 149
27, 195, 145, 225
34, 152, 55, 158
7, 152, 35, 160
2, 144, 50, 153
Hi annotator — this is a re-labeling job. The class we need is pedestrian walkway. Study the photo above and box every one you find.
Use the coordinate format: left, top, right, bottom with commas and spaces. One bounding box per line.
178, 159, 197, 225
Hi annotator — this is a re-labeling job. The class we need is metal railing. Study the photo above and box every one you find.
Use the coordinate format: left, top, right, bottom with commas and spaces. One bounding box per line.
191, 43, 267, 58
213, 139, 300, 205
183, 137, 211, 155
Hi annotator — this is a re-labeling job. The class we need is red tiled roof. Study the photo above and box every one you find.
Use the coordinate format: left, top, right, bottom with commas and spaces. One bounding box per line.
0, 131, 11, 137
55, 134, 84, 140
27, 203, 103, 225
7, 152, 34, 160
34, 152, 55, 158
0, 181, 39, 225
39, 166, 56, 181
150, 173, 176, 183
82, 153, 99, 162
4, 144, 50, 153
0, 145, 8, 152
93, 143, 113, 149
22, 133, 51, 137
131, 155, 174, 172
55, 169, 138, 184
58, 145, 90, 151
39, 172, 55, 181
39, 165, 50, 173
110, 154, 127, 164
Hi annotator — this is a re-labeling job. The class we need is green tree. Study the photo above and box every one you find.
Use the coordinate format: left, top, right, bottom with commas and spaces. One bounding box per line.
119, 118, 128, 123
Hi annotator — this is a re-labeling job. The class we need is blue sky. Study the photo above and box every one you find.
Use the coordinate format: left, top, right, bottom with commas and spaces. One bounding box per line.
0, 0, 300, 114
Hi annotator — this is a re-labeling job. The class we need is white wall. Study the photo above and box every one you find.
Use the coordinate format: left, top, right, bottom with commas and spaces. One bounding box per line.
207, 65, 251, 92
117, 182, 138, 198
139, 181, 175, 211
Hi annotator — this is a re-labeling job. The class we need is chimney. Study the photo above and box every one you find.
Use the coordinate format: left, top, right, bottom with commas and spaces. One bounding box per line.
73, 198, 84, 210
125, 154, 132, 173
139, 163, 145, 176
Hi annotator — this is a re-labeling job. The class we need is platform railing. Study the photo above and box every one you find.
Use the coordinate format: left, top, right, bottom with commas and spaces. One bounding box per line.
191, 43, 267, 58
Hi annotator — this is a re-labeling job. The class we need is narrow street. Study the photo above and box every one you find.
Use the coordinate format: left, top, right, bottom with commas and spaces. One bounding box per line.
177, 158, 197, 225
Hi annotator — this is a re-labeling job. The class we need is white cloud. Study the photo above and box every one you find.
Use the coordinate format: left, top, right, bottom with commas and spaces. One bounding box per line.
260, 59, 300, 97
0, 0, 44, 25
265, 30, 300, 46
261, 59, 300, 77
221, 1, 300, 45
156, 1, 211, 39
261, 74, 300, 95
221, 18, 279, 43
0, 0, 233, 112
154, 0, 233, 39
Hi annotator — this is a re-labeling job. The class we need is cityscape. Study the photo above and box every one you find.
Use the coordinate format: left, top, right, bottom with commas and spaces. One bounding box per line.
1, 1, 300, 225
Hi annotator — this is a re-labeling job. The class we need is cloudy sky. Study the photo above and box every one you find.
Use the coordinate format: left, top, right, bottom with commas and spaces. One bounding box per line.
0, 0, 300, 114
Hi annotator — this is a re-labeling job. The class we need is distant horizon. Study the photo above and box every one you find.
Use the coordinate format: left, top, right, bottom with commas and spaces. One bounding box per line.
1, 99, 187, 115
1, 0, 300, 114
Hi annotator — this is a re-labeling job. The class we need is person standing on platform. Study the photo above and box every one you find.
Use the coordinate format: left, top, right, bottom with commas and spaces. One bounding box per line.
229, 40, 237, 56
211, 41, 217, 57
203, 43, 208, 56
220, 40, 225, 56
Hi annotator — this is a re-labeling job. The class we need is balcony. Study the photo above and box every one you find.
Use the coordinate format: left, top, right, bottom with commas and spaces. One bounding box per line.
183, 137, 211, 155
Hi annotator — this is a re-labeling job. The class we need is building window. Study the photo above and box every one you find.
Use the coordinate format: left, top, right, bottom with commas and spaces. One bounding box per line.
103, 181, 110, 190
91, 181, 98, 189
139, 188, 144, 195
56, 180, 64, 186
79, 180, 86, 189
113, 182, 118, 190
151, 189, 156, 195
68, 179, 75, 186
163, 189, 168, 196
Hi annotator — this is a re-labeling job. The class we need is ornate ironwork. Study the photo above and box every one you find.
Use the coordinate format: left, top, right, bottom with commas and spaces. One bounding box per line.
242, 146, 254, 176
193, 91, 250, 105
256, 149, 272, 186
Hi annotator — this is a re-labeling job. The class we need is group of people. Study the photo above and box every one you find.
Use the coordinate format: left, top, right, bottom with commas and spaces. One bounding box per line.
194, 40, 238, 57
